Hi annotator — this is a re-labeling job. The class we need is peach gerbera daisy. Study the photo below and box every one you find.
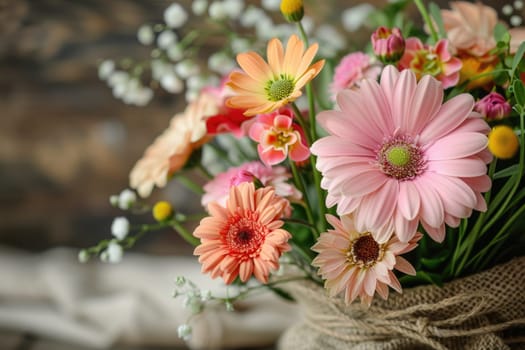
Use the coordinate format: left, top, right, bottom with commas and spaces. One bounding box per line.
193, 182, 292, 284
225, 34, 325, 116
129, 92, 217, 197
311, 66, 492, 243
312, 214, 421, 306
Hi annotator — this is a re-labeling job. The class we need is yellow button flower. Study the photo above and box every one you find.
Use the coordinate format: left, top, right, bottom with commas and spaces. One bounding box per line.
153, 201, 174, 222
280, 0, 304, 22
488, 125, 519, 159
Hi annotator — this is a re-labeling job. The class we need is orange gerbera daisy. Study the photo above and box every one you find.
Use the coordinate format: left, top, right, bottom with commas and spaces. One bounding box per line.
193, 182, 291, 284
226, 34, 325, 116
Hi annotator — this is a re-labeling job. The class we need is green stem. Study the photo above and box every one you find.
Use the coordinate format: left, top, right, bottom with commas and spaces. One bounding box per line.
289, 160, 317, 238
291, 103, 311, 144
414, 0, 439, 43
282, 217, 318, 230
171, 220, 200, 246
176, 174, 204, 195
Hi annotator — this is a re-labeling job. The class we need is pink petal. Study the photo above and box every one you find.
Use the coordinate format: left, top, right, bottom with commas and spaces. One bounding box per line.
364, 270, 377, 296
426, 132, 488, 160
341, 170, 389, 198
408, 75, 443, 134
427, 157, 488, 177
392, 68, 417, 133
420, 94, 474, 144
423, 221, 446, 243
395, 256, 416, 275
274, 114, 293, 129
413, 177, 445, 228
398, 181, 420, 220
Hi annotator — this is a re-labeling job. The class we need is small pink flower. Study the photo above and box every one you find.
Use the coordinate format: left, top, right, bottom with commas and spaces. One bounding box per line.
398, 38, 462, 89
371, 27, 405, 64
330, 52, 382, 100
201, 161, 302, 208
312, 214, 421, 306
249, 109, 310, 166
474, 92, 511, 121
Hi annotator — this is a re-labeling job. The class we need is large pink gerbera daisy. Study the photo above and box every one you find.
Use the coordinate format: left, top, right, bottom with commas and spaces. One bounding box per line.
193, 182, 291, 284
311, 66, 492, 243
312, 214, 421, 306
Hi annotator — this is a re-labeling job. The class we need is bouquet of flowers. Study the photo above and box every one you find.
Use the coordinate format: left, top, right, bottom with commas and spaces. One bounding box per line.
84, 0, 525, 347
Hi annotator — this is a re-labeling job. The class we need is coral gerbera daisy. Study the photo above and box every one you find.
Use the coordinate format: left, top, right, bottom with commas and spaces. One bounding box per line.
311, 66, 492, 243
225, 34, 325, 116
312, 214, 421, 306
193, 182, 292, 284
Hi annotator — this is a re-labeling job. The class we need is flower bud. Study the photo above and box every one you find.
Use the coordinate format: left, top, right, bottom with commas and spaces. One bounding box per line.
488, 125, 519, 159
153, 201, 174, 222
371, 27, 405, 64
280, 0, 304, 23
474, 92, 512, 120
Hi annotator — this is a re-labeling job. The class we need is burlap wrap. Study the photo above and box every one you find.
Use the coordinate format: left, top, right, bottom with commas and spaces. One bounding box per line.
278, 256, 525, 350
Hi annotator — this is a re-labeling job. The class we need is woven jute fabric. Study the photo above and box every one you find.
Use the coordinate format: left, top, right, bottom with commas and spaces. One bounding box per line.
278, 256, 525, 350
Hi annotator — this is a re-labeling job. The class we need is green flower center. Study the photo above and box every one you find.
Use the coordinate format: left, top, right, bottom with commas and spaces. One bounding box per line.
377, 136, 425, 180
386, 146, 410, 166
266, 77, 295, 102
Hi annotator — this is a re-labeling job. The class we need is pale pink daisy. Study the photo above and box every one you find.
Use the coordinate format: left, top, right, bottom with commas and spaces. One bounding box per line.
312, 214, 421, 306
194, 182, 291, 284
201, 161, 302, 208
311, 66, 492, 243
329, 52, 382, 101
129, 92, 217, 197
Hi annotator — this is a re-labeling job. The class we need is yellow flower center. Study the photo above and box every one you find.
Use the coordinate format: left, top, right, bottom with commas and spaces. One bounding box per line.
153, 201, 173, 221
266, 77, 295, 101
488, 125, 519, 159
387, 146, 410, 166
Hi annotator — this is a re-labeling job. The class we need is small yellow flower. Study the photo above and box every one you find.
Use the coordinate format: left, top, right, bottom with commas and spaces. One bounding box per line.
280, 0, 303, 22
488, 125, 519, 159
153, 201, 174, 221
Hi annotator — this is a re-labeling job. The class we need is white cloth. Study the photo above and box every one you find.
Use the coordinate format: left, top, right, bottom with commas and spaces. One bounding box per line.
0, 246, 298, 349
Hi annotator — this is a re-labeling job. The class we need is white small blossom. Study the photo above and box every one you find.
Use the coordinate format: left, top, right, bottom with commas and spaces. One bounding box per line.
78, 250, 89, 263
151, 60, 173, 81
167, 44, 185, 61
137, 25, 154, 45
133, 87, 154, 106
273, 24, 295, 39
111, 216, 130, 240
200, 290, 212, 301
192, 0, 208, 15
118, 189, 137, 209
209, 1, 228, 20
241, 6, 265, 27
231, 37, 250, 54
106, 241, 124, 263
223, 0, 244, 19
185, 89, 199, 102
157, 30, 178, 49
175, 59, 200, 79
100, 250, 109, 262
186, 75, 206, 91
98, 60, 115, 80
175, 276, 186, 286
514, 0, 523, 10
342, 4, 375, 32
261, 0, 281, 11
503, 4, 514, 15
108, 71, 129, 88
511, 15, 523, 26
225, 301, 234, 312
208, 51, 235, 75
161, 73, 184, 93
109, 195, 119, 207
256, 17, 275, 40
177, 324, 192, 341
164, 3, 188, 28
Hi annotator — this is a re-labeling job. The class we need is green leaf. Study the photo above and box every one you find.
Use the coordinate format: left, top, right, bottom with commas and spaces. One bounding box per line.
266, 286, 295, 302
429, 2, 446, 39
416, 270, 443, 287
493, 164, 520, 179
494, 22, 509, 44
513, 79, 525, 107
511, 41, 525, 78
420, 250, 450, 270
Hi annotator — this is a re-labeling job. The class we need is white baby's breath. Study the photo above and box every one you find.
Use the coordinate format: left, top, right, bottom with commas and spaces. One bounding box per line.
164, 3, 188, 28
98, 60, 115, 80
261, 0, 281, 11
177, 324, 192, 341
137, 25, 154, 45
240, 6, 265, 27
510, 15, 523, 26
223, 0, 244, 19
175, 59, 200, 79
161, 73, 184, 93
118, 188, 137, 209
208, 1, 228, 20
192, 0, 208, 15
167, 44, 185, 61
157, 30, 178, 49
106, 241, 124, 263
111, 217, 130, 240
208, 51, 235, 75
341, 4, 375, 32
